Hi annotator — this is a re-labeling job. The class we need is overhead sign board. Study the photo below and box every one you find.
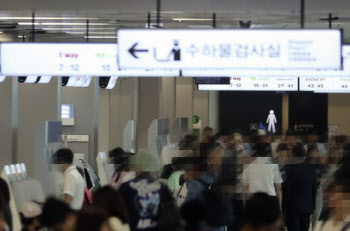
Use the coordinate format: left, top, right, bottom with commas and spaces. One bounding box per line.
118, 29, 342, 70
300, 77, 350, 92
198, 76, 298, 91
183, 45, 350, 77
0, 43, 179, 76
182, 45, 350, 77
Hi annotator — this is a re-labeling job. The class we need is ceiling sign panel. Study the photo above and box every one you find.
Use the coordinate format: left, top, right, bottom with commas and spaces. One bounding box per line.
0, 43, 179, 76
300, 77, 350, 92
183, 45, 350, 77
198, 76, 298, 91
118, 29, 342, 70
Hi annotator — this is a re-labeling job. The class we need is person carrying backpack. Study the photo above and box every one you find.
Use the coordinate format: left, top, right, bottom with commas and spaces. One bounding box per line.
182, 144, 235, 231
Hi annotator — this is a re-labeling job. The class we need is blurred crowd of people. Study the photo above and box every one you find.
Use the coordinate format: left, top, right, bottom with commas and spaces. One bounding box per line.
1, 127, 350, 231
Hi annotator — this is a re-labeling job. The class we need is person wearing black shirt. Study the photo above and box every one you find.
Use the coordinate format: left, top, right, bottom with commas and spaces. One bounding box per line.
283, 143, 318, 231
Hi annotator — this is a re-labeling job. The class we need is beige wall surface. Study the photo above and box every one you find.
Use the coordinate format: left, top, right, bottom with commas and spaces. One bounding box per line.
138, 78, 161, 149
175, 78, 194, 130
328, 94, 350, 136
108, 78, 135, 151
193, 85, 209, 130
62, 82, 94, 163
0, 78, 13, 170
161, 77, 175, 126
18, 81, 58, 176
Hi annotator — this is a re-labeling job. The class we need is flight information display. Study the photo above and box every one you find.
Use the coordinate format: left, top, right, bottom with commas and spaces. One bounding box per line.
198, 77, 298, 91
0, 43, 179, 76
300, 77, 350, 92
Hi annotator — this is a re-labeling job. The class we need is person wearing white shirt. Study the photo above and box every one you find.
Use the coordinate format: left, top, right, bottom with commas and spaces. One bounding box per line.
242, 143, 283, 208
53, 148, 85, 210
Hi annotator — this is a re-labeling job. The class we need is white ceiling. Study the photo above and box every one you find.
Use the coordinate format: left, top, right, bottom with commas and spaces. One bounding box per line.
0, 0, 349, 42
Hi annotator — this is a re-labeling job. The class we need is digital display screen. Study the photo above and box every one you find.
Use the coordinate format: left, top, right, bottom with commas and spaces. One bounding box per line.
198, 76, 298, 91
195, 77, 230, 84
0, 43, 179, 76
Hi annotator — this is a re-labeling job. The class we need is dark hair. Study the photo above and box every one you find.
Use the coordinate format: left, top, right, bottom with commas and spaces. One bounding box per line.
203, 127, 213, 133
0, 178, 10, 203
181, 200, 206, 231
93, 186, 129, 224
179, 134, 198, 150
276, 143, 288, 153
306, 144, 319, 154
109, 147, 125, 158
252, 143, 271, 157
291, 143, 306, 158
109, 147, 131, 170
75, 206, 110, 231
53, 148, 74, 164
305, 144, 319, 163
20, 213, 41, 227
42, 198, 74, 228
243, 192, 281, 228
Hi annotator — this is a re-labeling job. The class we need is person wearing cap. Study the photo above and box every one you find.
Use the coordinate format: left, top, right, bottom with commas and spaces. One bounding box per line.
53, 148, 85, 210
19, 202, 42, 231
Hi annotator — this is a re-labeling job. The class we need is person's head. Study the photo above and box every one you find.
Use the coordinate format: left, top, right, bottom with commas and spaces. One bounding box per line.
327, 167, 350, 222
276, 143, 288, 165
307, 130, 319, 144
290, 142, 306, 161
0, 178, 10, 204
42, 198, 76, 231
179, 134, 198, 151
109, 147, 132, 172
305, 144, 319, 164
252, 143, 271, 158
242, 192, 282, 231
109, 147, 125, 160
183, 157, 202, 182
53, 148, 74, 172
286, 136, 296, 149
202, 127, 214, 142
93, 186, 129, 224
19, 201, 42, 231
75, 206, 111, 231
207, 144, 223, 172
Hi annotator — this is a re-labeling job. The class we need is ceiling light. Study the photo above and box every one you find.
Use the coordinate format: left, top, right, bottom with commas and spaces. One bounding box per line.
17, 35, 26, 38
18, 22, 112, 26
84, 36, 117, 39
0, 32, 3, 34
173, 18, 213, 22
0, 17, 99, 20
42, 27, 116, 31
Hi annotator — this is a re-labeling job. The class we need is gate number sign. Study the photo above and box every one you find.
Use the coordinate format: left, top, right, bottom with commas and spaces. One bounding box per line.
117, 29, 342, 70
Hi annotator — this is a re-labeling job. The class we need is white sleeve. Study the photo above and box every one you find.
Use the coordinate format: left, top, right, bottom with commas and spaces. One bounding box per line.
63, 174, 76, 197
273, 165, 283, 184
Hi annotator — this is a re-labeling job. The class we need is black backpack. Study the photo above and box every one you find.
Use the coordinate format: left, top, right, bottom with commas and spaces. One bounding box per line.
195, 178, 235, 227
